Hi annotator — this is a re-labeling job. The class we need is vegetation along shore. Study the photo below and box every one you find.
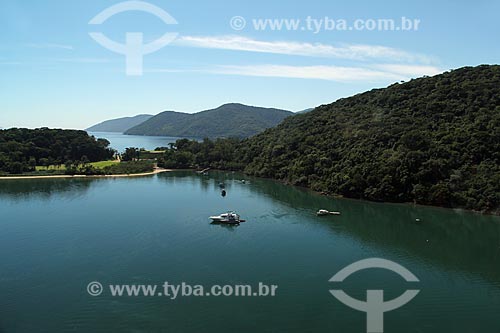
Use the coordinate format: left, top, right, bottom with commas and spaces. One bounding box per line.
1, 66, 498, 215
154, 66, 499, 215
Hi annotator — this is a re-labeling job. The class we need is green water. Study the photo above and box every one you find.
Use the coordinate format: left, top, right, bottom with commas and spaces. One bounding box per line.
1, 171, 499, 332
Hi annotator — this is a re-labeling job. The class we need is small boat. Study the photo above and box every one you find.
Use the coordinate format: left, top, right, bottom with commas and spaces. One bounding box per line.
317, 209, 341, 216
197, 168, 210, 174
210, 211, 246, 224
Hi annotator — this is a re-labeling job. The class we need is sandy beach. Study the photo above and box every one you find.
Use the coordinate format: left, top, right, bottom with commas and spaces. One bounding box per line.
0, 168, 172, 180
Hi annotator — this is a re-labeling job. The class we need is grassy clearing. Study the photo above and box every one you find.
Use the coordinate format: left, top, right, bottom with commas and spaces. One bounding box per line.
35, 165, 66, 171
35, 160, 119, 171
89, 160, 120, 168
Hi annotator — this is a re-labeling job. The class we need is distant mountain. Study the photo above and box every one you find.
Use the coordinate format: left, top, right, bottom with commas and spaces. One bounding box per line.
86, 114, 153, 133
125, 103, 293, 138
296, 108, 314, 114
124, 111, 190, 136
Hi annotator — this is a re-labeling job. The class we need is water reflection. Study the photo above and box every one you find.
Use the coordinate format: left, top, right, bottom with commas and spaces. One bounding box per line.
209, 222, 239, 231
245, 173, 500, 284
158, 171, 500, 284
2, 171, 500, 286
0, 179, 94, 201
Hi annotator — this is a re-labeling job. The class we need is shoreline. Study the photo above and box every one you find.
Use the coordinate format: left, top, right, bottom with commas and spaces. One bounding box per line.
187, 168, 500, 216
0, 168, 172, 180
1, 167, 497, 216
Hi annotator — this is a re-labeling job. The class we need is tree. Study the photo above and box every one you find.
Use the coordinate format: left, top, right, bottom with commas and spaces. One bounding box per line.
122, 148, 139, 161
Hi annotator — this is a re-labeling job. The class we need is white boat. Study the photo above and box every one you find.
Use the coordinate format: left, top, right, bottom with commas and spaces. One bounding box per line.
209, 211, 246, 224
197, 168, 210, 174
317, 209, 341, 216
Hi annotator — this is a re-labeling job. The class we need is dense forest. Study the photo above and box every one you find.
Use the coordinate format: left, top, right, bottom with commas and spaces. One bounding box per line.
0, 128, 115, 174
157, 65, 500, 214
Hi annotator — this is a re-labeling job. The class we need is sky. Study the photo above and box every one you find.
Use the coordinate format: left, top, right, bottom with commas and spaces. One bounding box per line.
0, 0, 498, 129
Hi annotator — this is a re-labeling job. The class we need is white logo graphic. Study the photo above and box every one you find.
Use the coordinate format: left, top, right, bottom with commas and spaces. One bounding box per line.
229, 16, 246, 31
89, 1, 178, 75
87, 281, 103, 296
329, 258, 419, 333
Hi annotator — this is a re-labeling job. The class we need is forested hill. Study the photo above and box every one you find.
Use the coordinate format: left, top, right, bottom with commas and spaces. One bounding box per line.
239, 65, 499, 213
86, 114, 153, 133
158, 65, 499, 213
125, 103, 293, 138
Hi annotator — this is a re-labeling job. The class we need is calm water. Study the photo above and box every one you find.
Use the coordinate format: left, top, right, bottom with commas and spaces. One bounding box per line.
1, 171, 500, 332
88, 132, 184, 153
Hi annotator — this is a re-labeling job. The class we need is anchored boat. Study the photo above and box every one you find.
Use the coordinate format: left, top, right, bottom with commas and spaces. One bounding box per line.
209, 211, 246, 224
317, 209, 341, 216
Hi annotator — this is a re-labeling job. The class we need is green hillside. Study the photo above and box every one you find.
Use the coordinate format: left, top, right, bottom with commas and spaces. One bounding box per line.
158, 65, 500, 213
124, 111, 191, 136
125, 103, 293, 138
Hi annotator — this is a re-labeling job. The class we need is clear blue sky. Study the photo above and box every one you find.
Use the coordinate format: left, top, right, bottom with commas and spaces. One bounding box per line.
1, 0, 498, 129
